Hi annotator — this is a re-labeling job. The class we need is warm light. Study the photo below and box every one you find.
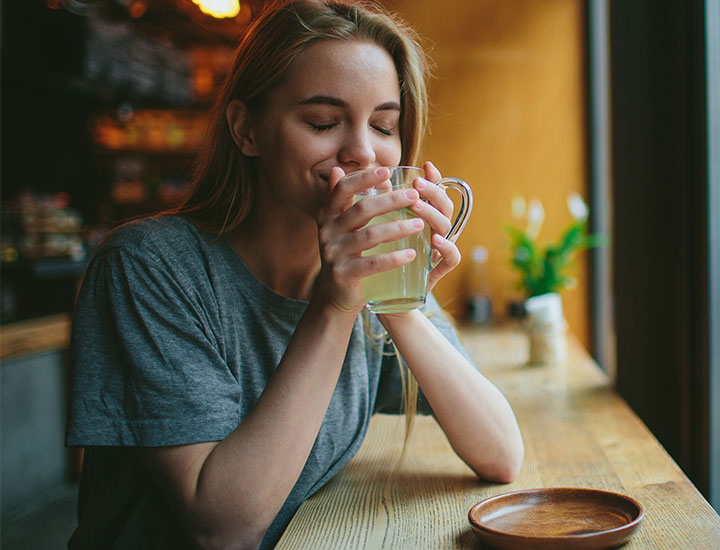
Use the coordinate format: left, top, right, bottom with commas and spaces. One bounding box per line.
128, 0, 148, 18
191, 0, 240, 19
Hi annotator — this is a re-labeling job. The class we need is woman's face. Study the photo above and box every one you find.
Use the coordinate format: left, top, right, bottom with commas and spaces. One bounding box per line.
246, 39, 403, 218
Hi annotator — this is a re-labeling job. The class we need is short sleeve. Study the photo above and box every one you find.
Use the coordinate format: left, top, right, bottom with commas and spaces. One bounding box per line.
66, 243, 241, 447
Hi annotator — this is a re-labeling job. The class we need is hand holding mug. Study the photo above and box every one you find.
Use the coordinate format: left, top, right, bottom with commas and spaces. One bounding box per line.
314, 166, 425, 314
353, 164, 473, 313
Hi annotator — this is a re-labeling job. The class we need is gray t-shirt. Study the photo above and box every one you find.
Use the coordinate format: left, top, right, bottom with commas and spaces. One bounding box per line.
66, 215, 469, 549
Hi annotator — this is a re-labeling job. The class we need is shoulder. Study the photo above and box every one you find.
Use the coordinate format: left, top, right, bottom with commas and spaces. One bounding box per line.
100, 215, 204, 254
93, 215, 222, 268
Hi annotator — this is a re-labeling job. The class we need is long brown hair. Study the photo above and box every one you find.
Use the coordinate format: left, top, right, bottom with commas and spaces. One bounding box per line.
174, 0, 430, 235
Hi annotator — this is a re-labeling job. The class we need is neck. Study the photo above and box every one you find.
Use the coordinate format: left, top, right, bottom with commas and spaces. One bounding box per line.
231, 210, 320, 301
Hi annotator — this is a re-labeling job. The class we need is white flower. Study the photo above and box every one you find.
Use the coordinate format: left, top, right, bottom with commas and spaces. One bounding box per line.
511, 196, 526, 220
567, 192, 589, 221
526, 199, 545, 239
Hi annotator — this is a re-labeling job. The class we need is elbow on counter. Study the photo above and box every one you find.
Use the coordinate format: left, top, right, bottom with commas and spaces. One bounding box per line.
495, 421, 525, 483
491, 457, 523, 484
473, 437, 525, 484
476, 456, 523, 484
502, 439, 525, 483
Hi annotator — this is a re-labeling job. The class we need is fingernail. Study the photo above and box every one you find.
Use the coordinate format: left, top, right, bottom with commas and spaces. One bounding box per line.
405, 189, 418, 200
412, 219, 424, 229
433, 233, 446, 245
376, 167, 390, 178
415, 178, 428, 189
405, 249, 416, 259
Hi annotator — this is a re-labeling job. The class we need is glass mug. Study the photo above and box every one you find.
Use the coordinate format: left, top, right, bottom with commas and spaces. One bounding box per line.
353, 166, 473, 314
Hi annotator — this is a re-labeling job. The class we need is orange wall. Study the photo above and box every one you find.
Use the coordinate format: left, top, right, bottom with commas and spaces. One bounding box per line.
387, 0, 590, 347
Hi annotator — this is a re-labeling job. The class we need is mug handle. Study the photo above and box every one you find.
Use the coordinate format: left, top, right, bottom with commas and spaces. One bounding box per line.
429, 177, 472, 269
437, 177, 473, 243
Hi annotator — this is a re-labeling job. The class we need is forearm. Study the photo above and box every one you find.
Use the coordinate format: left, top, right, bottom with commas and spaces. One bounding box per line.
144, 301, 358, 549
380, 311, 523, 482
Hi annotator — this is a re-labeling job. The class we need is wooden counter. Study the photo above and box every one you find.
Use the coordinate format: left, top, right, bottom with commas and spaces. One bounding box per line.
1, 312, 76, 510
276, 326, 720, 549
0, 313, 71, 361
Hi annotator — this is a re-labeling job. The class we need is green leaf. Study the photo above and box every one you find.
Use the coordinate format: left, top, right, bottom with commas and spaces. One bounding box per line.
558, 222, 585, 255
505, 214, 606, 297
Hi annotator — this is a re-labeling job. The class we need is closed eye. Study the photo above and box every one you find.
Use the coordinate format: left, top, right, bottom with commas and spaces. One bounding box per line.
308, 122, 337, 132
372, 125, 395, 136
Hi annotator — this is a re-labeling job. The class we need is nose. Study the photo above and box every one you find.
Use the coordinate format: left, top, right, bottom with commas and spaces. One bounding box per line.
337, 126, 376, 170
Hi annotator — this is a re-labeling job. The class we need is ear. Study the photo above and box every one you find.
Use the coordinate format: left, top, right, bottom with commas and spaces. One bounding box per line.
226, 100, 258, 157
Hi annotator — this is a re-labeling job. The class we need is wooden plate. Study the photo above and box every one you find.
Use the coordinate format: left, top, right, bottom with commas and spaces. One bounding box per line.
468, 487, 644, 549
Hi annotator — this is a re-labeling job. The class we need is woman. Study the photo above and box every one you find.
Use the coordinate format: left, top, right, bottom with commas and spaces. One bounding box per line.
66, 1, 523, 549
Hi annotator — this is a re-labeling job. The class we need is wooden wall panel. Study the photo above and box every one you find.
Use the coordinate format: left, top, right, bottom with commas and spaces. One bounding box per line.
387, 0, 590, 347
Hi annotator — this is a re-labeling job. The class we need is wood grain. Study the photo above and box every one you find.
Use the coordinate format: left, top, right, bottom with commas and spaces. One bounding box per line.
276, 326, 720, 549
0, 313, 71, 361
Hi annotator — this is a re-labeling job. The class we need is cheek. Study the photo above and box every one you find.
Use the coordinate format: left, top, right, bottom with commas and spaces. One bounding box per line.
256, 123, 317, 165
279, 123, 334, 158
376, 136, 403, 167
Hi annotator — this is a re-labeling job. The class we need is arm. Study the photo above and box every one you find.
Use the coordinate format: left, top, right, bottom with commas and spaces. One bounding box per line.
378, 161, 523, 482
138, 299, 357, 550
379, 310, 524, 482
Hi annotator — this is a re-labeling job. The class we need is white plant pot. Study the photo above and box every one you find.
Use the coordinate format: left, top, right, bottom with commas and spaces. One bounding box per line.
524, 292, 568, 365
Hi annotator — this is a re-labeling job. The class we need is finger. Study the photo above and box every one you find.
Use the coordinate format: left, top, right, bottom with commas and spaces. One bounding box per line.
333, 167, 391, 201
339, 186, 420, 233
412, 176, 454, 220
341, 247, 418, 281
322, 167, 392, 221
317, 166, 347, 226
408, 192, 452, 236
427, 233, 462, 290
423, 161, 442, 184
421, 162, 453, 220
431, 233, 461, 268
328, 166, 346, 194
343, 217, 425, 256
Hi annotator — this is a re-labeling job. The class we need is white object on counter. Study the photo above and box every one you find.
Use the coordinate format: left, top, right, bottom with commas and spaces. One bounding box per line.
524, 292, 567, 364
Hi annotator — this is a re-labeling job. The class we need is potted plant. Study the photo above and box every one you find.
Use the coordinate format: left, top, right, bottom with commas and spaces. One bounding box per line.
505, 193, 604, 364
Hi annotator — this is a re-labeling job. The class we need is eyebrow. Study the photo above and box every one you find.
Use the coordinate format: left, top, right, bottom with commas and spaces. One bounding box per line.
298, 95, 401, 111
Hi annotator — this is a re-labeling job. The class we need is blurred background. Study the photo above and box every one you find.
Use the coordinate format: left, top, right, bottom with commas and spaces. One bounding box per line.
1, 0, 718, 547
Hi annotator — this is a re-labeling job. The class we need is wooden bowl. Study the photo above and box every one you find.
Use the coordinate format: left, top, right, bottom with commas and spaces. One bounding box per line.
468, 487, 644, 549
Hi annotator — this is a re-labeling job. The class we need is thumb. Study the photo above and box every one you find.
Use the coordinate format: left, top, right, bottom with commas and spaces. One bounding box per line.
328, 167, 346, 195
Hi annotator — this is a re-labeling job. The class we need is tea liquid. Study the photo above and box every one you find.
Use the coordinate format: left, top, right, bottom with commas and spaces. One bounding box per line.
360, 208, 431, 313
